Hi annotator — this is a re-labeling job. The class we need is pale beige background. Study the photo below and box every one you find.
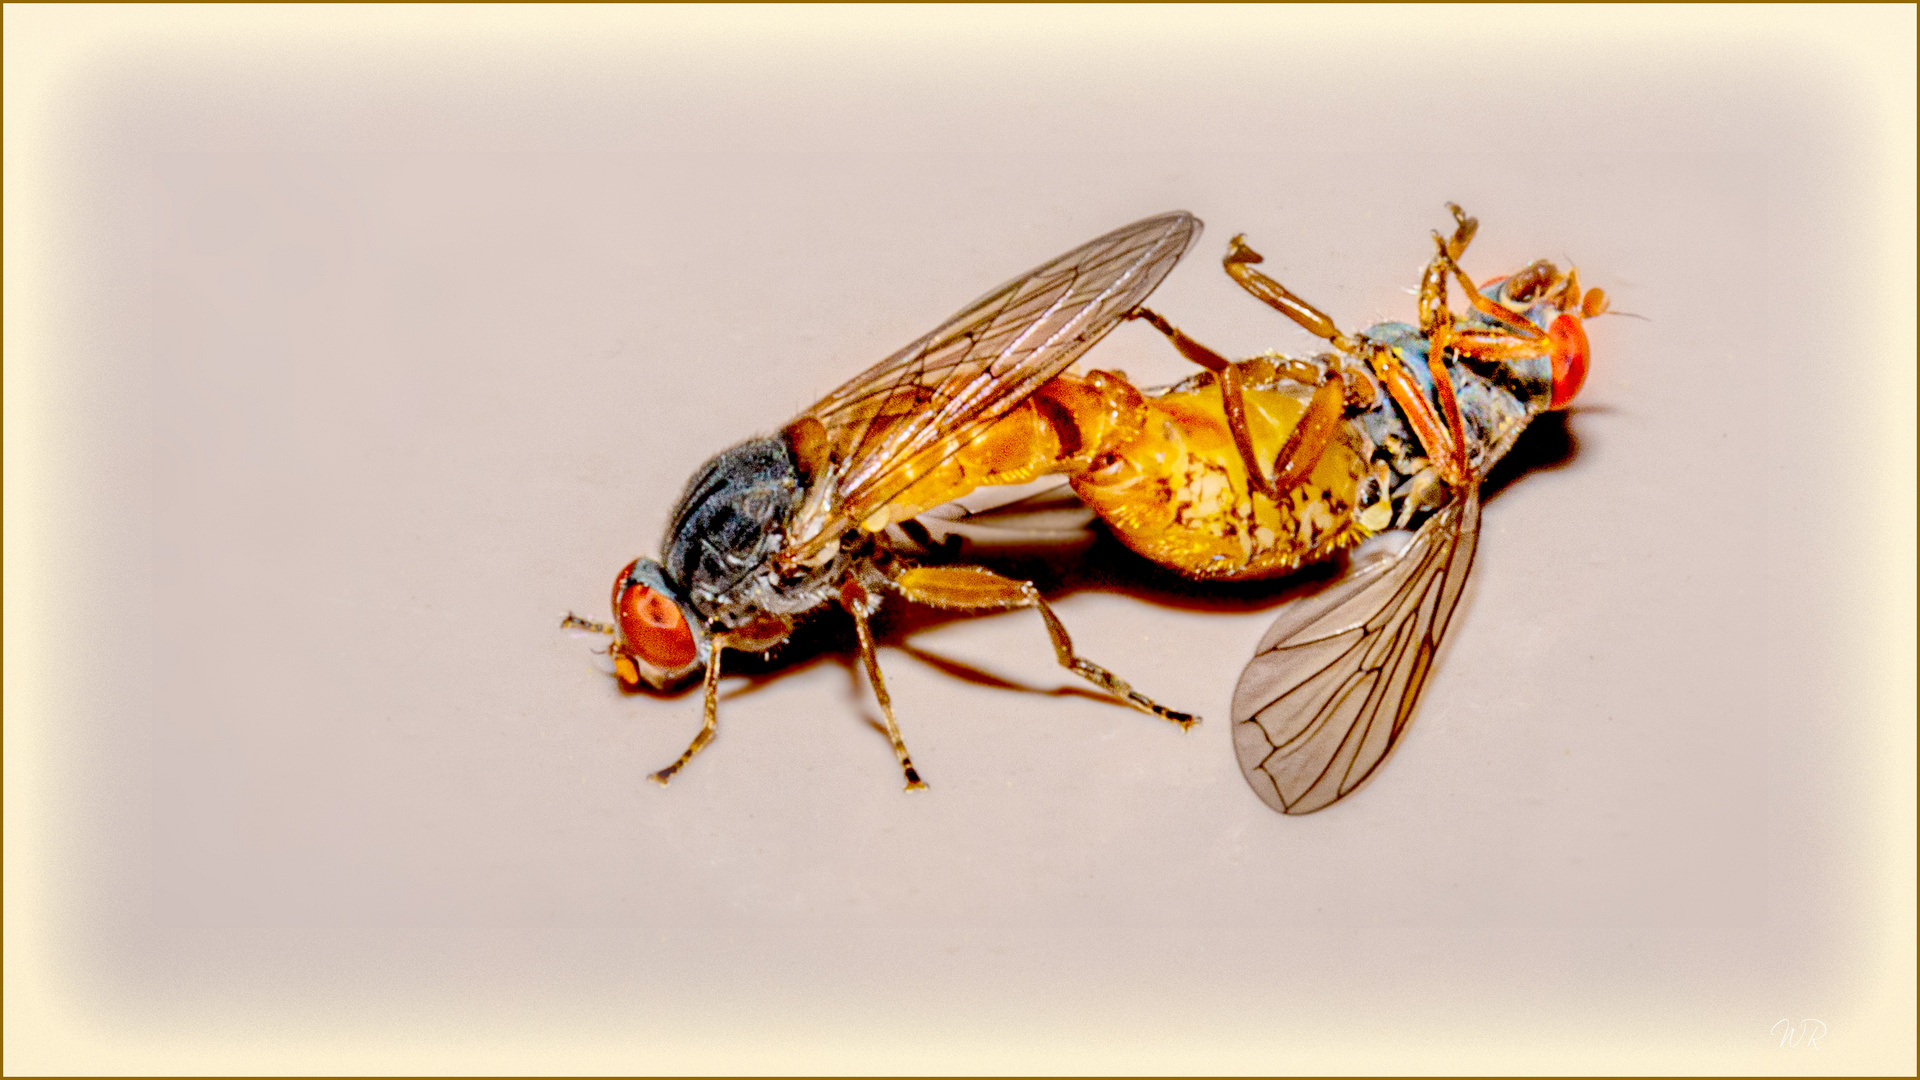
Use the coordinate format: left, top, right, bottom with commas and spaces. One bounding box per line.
7, 6, 1914, 1074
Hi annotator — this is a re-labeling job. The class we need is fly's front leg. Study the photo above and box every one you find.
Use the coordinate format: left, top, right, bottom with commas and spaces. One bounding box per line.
840, 578, 927, 791
652, 634, 732, 786
1416, 202, 1481, 336
1419, 208, 1544, 345
1399, 207, 1521, 486
1438, 202, 1477, 260
888, 564, 1197, 728
1424, 308, 1492, 487
1418, 239, 1454, 339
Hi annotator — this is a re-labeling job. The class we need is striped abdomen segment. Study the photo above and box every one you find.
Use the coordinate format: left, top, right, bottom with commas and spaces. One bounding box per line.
1072, 371, 1378, 581
870, 367, 1380, 583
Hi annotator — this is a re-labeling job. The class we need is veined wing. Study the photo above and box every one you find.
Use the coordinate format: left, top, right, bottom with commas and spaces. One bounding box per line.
1231, 489, 1482, 815
789, 212, 1199, 553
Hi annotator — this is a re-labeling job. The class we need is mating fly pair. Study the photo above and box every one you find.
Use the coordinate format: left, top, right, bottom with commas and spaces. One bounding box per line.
566, 205, 1606, 813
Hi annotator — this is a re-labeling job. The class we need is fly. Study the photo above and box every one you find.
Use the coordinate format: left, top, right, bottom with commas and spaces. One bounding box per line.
1122, 203, 1608, 813
569, 205, 1606, 813
572, 213, 1204, 790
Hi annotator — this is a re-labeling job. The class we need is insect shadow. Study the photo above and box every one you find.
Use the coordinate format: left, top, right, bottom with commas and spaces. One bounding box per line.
1479, 408, 1580, 503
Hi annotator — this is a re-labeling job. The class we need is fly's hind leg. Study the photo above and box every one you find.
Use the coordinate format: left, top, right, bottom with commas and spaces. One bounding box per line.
1214, 235, 1382, 412
888, 564, 1197, 728
1128, 306, 1327, 387
1127, 306, 1339, 505
1226, 218, 1504, 377
1222, 235, 1363, 354
1266, 373, 1350, 496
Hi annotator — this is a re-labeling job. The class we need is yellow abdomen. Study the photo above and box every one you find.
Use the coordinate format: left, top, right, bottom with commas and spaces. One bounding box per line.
1071, 374, 1374, 581
873, 368, 1377, 582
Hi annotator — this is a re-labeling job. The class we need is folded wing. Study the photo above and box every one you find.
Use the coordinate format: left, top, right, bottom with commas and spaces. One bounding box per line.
1231, 490, 1482, 814
792, 212, 1199, 553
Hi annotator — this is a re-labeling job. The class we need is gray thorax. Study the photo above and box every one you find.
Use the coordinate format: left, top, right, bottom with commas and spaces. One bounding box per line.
660, 435, 860, 629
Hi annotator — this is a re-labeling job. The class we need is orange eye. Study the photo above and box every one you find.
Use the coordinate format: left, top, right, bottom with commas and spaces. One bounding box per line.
612, 568, 698, 671
1547, 313, 1589, 410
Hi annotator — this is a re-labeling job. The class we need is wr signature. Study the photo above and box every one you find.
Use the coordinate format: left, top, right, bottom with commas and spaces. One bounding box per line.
1770, 1018, 1826, 1049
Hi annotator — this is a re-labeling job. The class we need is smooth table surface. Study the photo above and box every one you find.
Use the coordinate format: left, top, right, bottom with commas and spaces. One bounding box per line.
7, 7, 1913, 1074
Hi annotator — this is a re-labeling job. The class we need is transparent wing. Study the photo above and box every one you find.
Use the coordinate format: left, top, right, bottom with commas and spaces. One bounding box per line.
1230, 489, 1482, 815
793, 212, 1199, 550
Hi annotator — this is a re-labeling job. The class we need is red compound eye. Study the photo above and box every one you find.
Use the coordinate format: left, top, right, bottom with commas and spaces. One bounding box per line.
1547, 312, 1589, 410
612, 566, 697, 672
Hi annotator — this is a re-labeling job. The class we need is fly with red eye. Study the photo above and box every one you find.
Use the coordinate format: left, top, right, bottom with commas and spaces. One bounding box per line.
611, 559, 699, 682
1122, 203, 1610, 813
566, 213, 1205, 791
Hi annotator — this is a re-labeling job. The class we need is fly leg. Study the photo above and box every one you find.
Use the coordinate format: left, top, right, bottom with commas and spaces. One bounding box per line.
1215, 236, 1383, 410
1439, 200, 1478, 258
1413, 207, 1552, 483
1128, 305, 1327, 387
1417, 316, 1475, 486
1126, 306, 1341, 505
1401, 228, 1493, 488
1222, 235, 1363, 353
1265, 374, 1349, 497
1418, 205, 1548, 363
1226, 209, 1477, 358
1221, 231, 1472, 489
651, 634, 734, 786
840, 578, 927, 791
561, 612, 616, 635
887, 564, 1197, 728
